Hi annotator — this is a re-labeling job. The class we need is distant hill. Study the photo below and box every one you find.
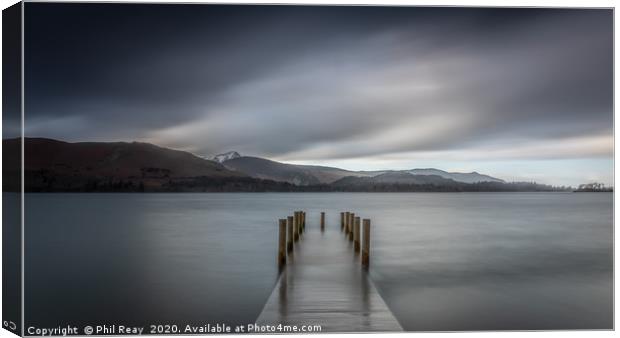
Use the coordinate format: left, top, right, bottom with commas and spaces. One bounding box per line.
332, 171, 457, 186
408, 168, 505, 184
4, 138, 564, 192
3, 138, 255, 191
19, 138, 241, 178
222, 156, 504, 185
296, 165, 373, 183
223, 156, 323, 185
222, 156, 369, 185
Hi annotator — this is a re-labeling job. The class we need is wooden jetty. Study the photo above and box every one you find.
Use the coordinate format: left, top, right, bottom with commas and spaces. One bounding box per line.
259, 211, 403, 332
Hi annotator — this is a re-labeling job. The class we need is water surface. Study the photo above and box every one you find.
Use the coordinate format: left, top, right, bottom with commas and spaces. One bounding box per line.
25, 193, 612, 331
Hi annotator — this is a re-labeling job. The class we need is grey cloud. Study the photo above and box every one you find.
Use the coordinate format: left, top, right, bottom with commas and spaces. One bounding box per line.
145, 10, 612, 161
24, 5, 612, 163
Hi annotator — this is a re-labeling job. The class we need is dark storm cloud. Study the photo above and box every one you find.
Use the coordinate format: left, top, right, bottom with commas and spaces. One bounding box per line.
24, 4, 612, 161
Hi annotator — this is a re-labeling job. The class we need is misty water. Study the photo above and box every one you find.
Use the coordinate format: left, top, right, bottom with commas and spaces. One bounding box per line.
24, 193, 612, 331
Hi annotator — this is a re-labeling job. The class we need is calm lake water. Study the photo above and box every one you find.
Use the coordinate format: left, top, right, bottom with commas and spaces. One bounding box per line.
24, 193, 612, 331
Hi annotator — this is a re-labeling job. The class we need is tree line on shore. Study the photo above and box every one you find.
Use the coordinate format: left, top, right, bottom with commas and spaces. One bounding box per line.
19, 170, 576, 193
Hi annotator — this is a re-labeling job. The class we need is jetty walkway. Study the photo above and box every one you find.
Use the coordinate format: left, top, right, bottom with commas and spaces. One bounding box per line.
255, 211, 403, 332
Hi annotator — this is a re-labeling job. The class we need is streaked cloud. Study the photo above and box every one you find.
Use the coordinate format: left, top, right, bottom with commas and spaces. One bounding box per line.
24, 5, 613, 185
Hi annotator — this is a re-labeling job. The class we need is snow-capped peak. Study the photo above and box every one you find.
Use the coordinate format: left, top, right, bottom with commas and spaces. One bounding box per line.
212, 151, 241, 163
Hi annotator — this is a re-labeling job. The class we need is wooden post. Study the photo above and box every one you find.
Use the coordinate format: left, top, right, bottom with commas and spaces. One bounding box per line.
278, 219, 287, 267
345, 212, 350, 234
302, 211, 306, 233
349, 212, 355, 238
349, 212, 354, 235
349, 213, 355, 241
287, 216, 294, 253
340, 212, 345, 231
293, 212, 299, 242
354, 217, 361, 252
362, 219, 371, 268
320, 212, 325, 231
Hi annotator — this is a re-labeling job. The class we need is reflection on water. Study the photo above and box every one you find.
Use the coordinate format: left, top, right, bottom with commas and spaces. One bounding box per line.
25, 193, 612, 331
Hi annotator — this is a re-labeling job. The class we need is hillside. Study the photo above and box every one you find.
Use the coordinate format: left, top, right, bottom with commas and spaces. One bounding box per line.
20, 138, 241, 177
4, 138, 251, 191
222, 155, 504, 185
3, 138, 564, 192
223, 156, 370, 185
331, 172, 458, 186
296, 165, 372, 184
408, 168, 505, 184
223, 156, 323, 185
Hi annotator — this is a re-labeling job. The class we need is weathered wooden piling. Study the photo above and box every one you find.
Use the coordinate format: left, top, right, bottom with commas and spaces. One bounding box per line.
278, 219, 287, 267
294, 212, 299, 242
297, 211, 302, 234
347, 212, 351, 238
350, 213, 354, 236
345, 212, 350, 234
362, 219, 371, 268
320, 212, 325, 231
302, 211, 306, 233
349, 213, 355, 241
287, 216, 294, 253
354, 217, 361, 252
340, 212, 345, 231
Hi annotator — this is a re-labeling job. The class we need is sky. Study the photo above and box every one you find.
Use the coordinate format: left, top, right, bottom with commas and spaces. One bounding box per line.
18, 4, 613, 187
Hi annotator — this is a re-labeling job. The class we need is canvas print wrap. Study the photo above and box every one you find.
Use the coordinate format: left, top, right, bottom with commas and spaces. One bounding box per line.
1, 2, 613, 336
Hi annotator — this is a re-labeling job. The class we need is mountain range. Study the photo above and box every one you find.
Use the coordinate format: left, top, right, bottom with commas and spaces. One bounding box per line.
219, 152, 504, 185
4, 138, 561, 193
